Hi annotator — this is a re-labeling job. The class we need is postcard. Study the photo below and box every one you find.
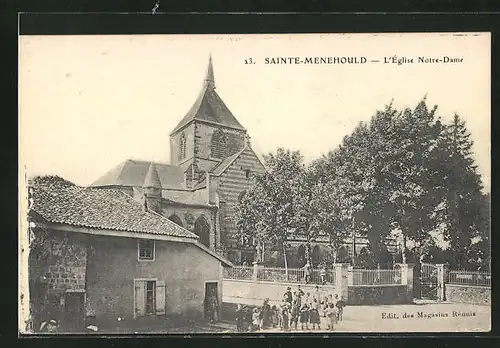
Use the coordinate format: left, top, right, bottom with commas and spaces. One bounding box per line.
19, 32, 491, 334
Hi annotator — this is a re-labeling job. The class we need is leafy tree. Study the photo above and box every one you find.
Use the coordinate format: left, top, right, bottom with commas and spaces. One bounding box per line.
234, 148, 305, 272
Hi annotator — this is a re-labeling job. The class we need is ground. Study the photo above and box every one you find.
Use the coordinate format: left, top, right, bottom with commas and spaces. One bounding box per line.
96, 302, 489, 334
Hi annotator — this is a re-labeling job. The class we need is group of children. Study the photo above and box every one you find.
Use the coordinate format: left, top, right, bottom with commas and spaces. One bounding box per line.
237, 285, 346, 332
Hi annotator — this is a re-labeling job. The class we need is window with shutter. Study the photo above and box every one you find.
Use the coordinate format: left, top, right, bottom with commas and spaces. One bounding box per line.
155, 281, 166, 315
134, 280, 146, 318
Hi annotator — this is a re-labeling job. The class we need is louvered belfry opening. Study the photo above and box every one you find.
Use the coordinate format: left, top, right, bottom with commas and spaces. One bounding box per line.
211, 128, 227, 159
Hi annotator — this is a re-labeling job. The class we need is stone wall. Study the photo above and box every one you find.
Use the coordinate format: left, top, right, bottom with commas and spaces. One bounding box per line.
29, 229, 88, 330
218, 146, 266, 261
161, 204, 217, 250
44, 233, 87, 292
347, 286, 410, 305
170, 123, 195, 166
445, 284, 491, 305
195, 123, 246, 161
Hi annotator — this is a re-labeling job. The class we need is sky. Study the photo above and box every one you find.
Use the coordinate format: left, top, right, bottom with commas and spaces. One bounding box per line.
19, 33, 490, 192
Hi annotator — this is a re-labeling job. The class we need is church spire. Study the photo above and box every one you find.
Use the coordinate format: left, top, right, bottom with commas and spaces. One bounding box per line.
205, 54, 215, 90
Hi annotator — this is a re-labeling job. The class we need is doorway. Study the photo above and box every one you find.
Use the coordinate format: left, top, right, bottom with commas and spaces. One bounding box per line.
64, 292, 85, 332
204, 282, 219, 321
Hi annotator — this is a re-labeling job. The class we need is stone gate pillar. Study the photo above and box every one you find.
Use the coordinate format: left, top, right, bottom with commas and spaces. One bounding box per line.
406, 263, 415, 303
436, 264, 445, 301
334, 263, 349, 300
252, 261, 263, 281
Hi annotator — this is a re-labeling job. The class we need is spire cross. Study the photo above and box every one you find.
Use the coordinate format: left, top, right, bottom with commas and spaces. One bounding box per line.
205, 54, 215, 90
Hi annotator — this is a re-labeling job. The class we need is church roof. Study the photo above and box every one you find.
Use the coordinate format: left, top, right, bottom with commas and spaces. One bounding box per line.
210, 148, 245, 176
91, 159, 185, 190
170, 56, 246, 135
162, 189, 210, 206
209, 140, 265, 176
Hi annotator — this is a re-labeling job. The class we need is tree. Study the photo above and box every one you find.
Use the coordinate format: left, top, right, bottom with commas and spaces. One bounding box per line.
385, 99, 444, 262
313, 98, 453, 266
434, 114, 487, 269
233, 148, 305, 274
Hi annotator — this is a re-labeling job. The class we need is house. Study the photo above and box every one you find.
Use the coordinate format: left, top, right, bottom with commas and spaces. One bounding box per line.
27, 176, 232, 332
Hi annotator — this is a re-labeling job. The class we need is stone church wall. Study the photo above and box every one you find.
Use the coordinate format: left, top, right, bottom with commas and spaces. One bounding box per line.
217, 147, 266, 263
194, 123, 246, 163
170, 123, 196, 166
161, 205, 217, 250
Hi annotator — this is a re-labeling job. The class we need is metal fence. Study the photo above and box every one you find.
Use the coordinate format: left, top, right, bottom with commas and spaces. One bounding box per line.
223, 266, 336, 285
224, 266, 254, 280
447, 270, 491, 287
350, 269, 403, 286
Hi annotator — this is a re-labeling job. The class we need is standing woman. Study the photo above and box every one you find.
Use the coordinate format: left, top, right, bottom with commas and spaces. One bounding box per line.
310, 297, 321, 330
207, 290, 219, 323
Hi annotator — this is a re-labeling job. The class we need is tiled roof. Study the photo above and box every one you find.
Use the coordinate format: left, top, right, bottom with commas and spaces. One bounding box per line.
91, 159, 185, 190
170, 57, 246, 135
30, 177, 198, 240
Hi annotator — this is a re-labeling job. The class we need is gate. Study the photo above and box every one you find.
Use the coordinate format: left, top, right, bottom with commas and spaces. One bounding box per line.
420, 263, 440, 300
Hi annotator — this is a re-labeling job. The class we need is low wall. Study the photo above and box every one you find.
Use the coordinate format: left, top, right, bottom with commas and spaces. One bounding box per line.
445, 284, 491, 305
223, 279, 337, 306
347, 285, 411, 305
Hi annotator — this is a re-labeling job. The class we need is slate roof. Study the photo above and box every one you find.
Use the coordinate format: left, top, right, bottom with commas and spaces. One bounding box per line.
209, 143, 266, 176
30, 176, 198, 239
162, 189, 210, 206
91, 159, 185, 190
170, 57, 246, 135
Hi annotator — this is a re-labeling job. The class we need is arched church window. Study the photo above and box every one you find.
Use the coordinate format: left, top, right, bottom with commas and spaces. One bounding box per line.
211, 128, 227, 159
194, 216, 211, 248
179, 133, 187, 160
168, 214, 183, 228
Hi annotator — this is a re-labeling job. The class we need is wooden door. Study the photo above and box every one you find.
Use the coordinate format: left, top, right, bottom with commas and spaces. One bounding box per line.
64, 292, 85, 332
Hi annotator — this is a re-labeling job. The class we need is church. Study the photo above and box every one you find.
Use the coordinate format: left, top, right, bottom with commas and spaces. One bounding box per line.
91, 56, 266, 265
91, 56, 393, 266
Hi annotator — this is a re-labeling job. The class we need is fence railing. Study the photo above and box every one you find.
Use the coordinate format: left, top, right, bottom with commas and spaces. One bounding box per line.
447, 270, 491, 287
223, 266, 336, 285
224, 266, 254, 280
350, 269, 403, 286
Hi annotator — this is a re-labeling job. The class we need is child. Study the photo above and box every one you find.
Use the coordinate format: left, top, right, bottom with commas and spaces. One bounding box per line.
336, 296, 347, 321
271, 305, 279, 328
281, 302, 290, 331
322, 296, 329, 317
236, 304, 245, 332
290, 301, 299, 330
299, 304, 309, 330
251, 308, 260, 332
326, 303, 338, 331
